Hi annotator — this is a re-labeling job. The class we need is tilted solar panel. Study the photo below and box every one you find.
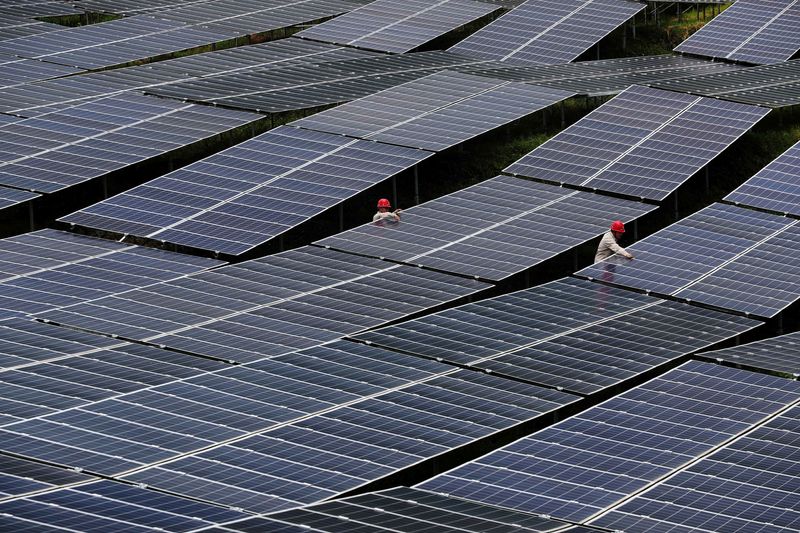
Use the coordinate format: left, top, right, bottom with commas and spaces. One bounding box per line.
505, 85, 770, 201
675, 0, 800, 65
296, 0, 500, 53
61, 126, 433, 255
698, 331, 800, 377
725, 139, 800, 216
420, 361, 800, 522
0, 454, 93, 499
450, 0, 644, 64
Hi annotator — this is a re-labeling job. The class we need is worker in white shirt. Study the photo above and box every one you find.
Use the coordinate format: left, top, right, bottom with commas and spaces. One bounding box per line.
373, 198, 401, 223
595, 220, 634, 262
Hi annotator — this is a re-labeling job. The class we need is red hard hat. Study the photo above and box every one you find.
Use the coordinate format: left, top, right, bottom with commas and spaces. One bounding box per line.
377, 198, 391, 208
610, 220, 625, 233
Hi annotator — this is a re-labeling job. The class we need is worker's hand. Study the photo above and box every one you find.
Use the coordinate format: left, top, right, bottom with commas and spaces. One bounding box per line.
625, 252, 634, 260
394, 208, 402, 214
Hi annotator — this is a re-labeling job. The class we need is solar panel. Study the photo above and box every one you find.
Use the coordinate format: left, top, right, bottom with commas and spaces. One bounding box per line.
318, 175, 655, 281
698, 331, 800, 378
294, 71, 575, 151
674, 0, 800, 65
505, 85, 770, 201
0, 229, 224, 320
648, 59, 800, 108
419, 361, 800, 522
71, 0, 208, 15
0, 454, 93, 499
1, 332, 227, 426
296, 0, 499, 53
263, 487, 612, 532
0, 15, 232, 70
61, 126, 433, 255
0, 340, 480, 476
464, 54, 744, 97
0, 39, 378, 118
355, 277, 759, 394
577, 203, 800, 317
0, 55, 83, 89
146, 50, 490, 113
725, 139, 800, 216
39, 246, 487, 362
121, 369, 577, 514
0, 92, 261, 194
0, 480, 248, 532
592, 404, 800, 532
0, 186, 38, 211
449, 0, 644, 64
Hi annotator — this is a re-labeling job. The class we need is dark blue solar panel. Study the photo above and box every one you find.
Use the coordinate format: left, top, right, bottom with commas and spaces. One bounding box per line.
122, 369, 577, 513
420, 361, 800, 522
593, 404, 800, 533
725, 139, 800, 216
675, 0, 800, 65
0, 340, 459, 475
699, 331, 800, 377
61, 126, 432, 255
505, 85, 770, 201
0, 454, 93, 498
297, 0, 499, 53
0, 186, 38, 210
318, 175, 656, 280
450, 0, 644, 64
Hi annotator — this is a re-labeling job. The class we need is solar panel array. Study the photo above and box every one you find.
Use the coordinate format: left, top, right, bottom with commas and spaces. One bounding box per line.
449, 0, 645, 64
0, 54, 83, 89
577, 203, 800, 318
39, 246, 487, 362
72, 0, 208, 15
420, 361, 800, 522
121, 367, 576, 514
0, 0, 365, 70
293, 71, 575, 151
648, 59, 800, 108
147, 50, 490, 113
465, 53, 744, 97
296, 0, 500, 53
253, 487, 614, 532
593, 404, 800, 532
0, 229, 224, 320
61, 126, 433, 255
505, 85, 770, 201
0, 39, 378, 118
318, 175, 656, 281
0, 454, 94, 499
725, 139, 800, 216
355, 277, 760, 395
0, 479, 249, 532
674, 0, 800, 65
0, 186, 38, 211
698, 331, 800, 377
0, 92, 261, 194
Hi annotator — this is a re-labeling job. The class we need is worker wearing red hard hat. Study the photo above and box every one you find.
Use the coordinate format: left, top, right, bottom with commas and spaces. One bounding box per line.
373, 198, 402, 223
594, 220, 634, 262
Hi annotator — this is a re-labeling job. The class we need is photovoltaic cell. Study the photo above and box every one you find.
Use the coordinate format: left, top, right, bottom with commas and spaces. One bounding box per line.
0, 480, 247, 532
71, 0, 209, 15
0, 40, 379, 118
505, 85, 770, 201
578, 203, 800, 317
318, 175, 655, 281
0, 454, 93, 499
420, 361, 800, 522
61, 126, 433, 255
0, 229, 224, 320
294, 71, 575, 151
262, 487, 612, 532
122, 369, 577, 514
675, 0, 800, 65
39, 246, 487, 362
698, 331, 800, 377
296, 0, 500, 53
593, 404, 800, 532
0, 186, 38, 210
449, 0, 644, 64
0, 341, 465, 476
0, 55, 83, 89
725, 139, 800, 216
146, 50, 490, 113
0, 92, 261, 194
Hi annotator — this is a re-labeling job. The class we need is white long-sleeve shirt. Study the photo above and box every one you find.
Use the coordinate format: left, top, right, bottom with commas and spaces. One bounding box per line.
594, 231, 628, 262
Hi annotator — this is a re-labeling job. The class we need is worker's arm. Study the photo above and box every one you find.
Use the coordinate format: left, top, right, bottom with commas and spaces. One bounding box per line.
604, 233, 634, 260
393, 209, 402, 220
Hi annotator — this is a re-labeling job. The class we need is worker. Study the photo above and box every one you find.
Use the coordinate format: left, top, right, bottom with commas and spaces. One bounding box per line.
373, 198, 401, 223
595, 220, 634, 262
